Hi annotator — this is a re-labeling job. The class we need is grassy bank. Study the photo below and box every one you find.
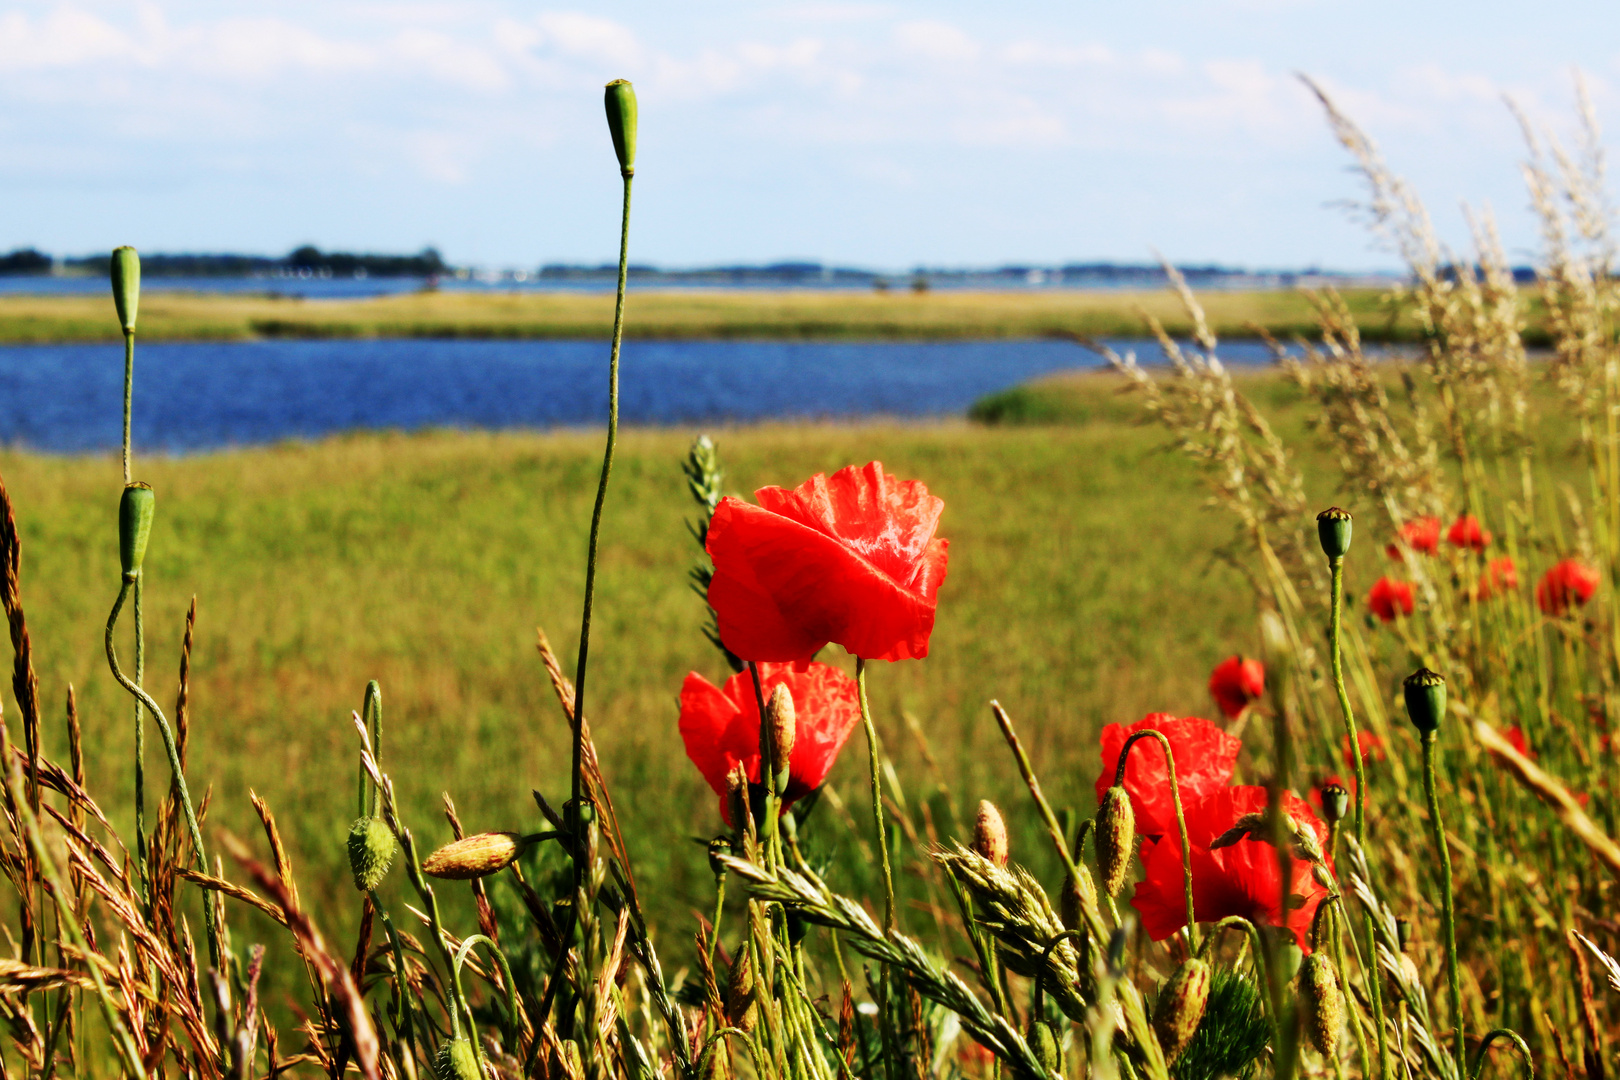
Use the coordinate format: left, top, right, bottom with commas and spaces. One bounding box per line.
0, 285, 1416, 343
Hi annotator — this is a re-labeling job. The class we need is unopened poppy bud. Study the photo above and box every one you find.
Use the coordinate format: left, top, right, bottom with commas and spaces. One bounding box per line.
604, 79, 637, 176
1298, 952, 1344, 1058
110, 246, 140, 334
1027, 1018, 1060, 1075
1403, 668, 1446, 735
1153, 957, 1211, 1062
707, 836, 732, 877
421, 831, 527, 880
725, 762, 750, 833
347, 816, 396, 892
785, 909, 809, 945
1060, 865, 1096, 930
119, 482, 155, 581
766, 683, 795, 793
1318, 783, 1349, 824
725, 948, 757, 1032
435, 1037, 479, 1080
1096, 786, 1135, 897
1316, 507, 1352, 560
972, 800, 1009, 867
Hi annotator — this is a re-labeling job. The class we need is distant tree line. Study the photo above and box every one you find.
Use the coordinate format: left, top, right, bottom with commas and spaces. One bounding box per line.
0, 246, 448, 278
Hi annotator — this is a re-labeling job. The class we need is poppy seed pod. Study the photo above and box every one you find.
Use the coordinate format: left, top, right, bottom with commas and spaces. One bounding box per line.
1316, 507, 1352, 560
766, 682, 795, 794
1096, 785, 1136, 897
707, 835, 732, 877
972, 800, 1009, 867
110, 246, 140, 334
347, 816, 396, 892
1298, 952, 1344, 1058
119, 482, 155, 581
421, 831, 527, 880
435, 1037, 479, 1080
1153, 957, 1211, 1063
1403, 668, 1446, 735
1318, 782, 1350, 824
604, 79, 637, 175
1028, 1018, 1060, 1075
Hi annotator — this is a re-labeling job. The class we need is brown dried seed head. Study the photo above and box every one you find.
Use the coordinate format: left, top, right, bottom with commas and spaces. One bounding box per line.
1153, 958, 1211, 1062
725, 948, 758, 1032
422, 831, 527, 880
972, 800, 1009, 867
1298, 952, 1343, 1058
766, 683, 796, 762
1097, 786, 1136, 897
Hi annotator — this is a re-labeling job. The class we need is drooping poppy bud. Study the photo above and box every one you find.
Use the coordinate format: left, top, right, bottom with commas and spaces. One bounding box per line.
1316, 507, 1352, 560
707, 836, 732, 877
766, 682, 795, 795
347, 816, 396, 892
1403, 668, 1446, 735
1298, 952, 1343, 1058
421, 831, 528, 880
972, 800, 1009, 867
1096, 786, 1135, 897
1153, 957, 1211, 1062
1317, 782, 1349, 825
110, 246, 140, 334
604, 79, 637, 176
119, 482, 155, 581
435, 1037, 479, 1080
1027, 1018, 1060, 1074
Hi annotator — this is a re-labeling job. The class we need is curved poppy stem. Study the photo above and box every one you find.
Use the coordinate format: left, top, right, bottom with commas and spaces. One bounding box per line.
1114, 729, 1197, 952
855, 658, 896, 932
1422, 730, 1465, 1076
1031, 929, 1087, 1018
1470, 1028, 1534, 1080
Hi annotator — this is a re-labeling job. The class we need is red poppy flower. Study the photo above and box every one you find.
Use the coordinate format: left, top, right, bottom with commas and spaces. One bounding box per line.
1208, 656, 1265, 719
1503, 725, 1534, 759
1476, 556, 1519, 601
1367, 577, 1415, 622
1341, 731, 1386, 770
705, 462, 950, 664
1131, 785, 1333, 950
1537, 559, 1601, 617
1095, 714, 1242, 841
1386, 516, 1441, 560
1446, 514, 1492, 552
678, 662, 861, 825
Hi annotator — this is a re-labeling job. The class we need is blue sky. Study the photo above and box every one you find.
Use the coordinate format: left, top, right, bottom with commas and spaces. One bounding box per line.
1, 1, 1615, 270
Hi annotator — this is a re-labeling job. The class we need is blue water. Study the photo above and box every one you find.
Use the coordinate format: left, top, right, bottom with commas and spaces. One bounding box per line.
0, 337, 1286, 453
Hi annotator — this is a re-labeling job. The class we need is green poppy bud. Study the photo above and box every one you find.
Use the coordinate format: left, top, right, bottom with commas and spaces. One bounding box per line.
1060, 865, 1095, 931
1316, 507, 1352, 561
347, 816, 397, 892
1298, 952, 1344, 1058
111, 247, 140, 334
435, 1037, 479, 1080
604, 79, 637, 176
1403, 668, 1446, 734
1318, 782, 1350, 824
1153, 957, 1211, 1062
1096, 786, 1135, 897
1027, 1018, 1060, 1075
119, 482, 155, 581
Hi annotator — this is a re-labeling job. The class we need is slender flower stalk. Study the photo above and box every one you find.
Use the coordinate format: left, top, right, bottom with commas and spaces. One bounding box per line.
855, 657, 896, 930
1406, 668, 1464, 1075
1114, 729, 1197, 949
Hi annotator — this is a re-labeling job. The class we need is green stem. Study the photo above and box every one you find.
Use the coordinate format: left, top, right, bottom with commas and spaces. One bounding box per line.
708, 874, 726, 967
1422, 732, 1465, 1076
855, 658, 895, 931
122, 331, 133, 486
1115, 729, 1197, 951
133, 573, 147, 906
1470, 1028, 1534, 1080
368, 891, 415, 1062
106, 579, 221, 969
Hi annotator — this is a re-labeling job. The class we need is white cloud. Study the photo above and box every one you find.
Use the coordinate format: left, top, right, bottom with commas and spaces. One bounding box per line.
0, 6, 133, 69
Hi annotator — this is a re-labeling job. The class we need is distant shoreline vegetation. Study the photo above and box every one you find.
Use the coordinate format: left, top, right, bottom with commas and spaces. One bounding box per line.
0, 244, 1437, 290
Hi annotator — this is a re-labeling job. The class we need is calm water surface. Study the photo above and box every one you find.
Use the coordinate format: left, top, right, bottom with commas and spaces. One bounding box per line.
0, 337, 1286, 453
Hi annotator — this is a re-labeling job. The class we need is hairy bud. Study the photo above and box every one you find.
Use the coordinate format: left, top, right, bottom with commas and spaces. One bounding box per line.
422, 831, 527, 880
972, 800, 1009, 867
1403, 668, 1446, 734
1298, 952, 1344, 1058
435, 1037, 479, 1080
347, 816, 396, 892
766, 683, 796, 794
119, 483, 155, 581
1153, 957, 1211, 1062
1316, 507, 1352, 560
1096, 786, 1136, 897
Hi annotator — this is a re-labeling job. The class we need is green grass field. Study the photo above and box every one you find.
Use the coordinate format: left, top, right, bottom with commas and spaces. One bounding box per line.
0, 286, 1415, 343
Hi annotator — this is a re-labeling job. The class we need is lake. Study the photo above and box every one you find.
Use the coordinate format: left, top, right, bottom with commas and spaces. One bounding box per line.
0, 337, 1287, 453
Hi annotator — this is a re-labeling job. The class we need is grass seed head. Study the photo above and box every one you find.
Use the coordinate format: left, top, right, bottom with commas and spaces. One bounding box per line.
1316, 507, 1353, 560
422, 831, 527, 880
346, 816, 396, 892
1153, 957, 1212, 1062
110, 246, 140, 334
118, 483, 155, 581
435, 1037, 478, 1080
1403, 668, 1446, 734
972, 799, 1009, 867
1298, 952, 1343, 1058
1097, 786, 1136, 897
